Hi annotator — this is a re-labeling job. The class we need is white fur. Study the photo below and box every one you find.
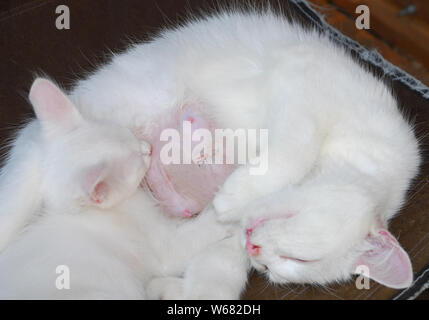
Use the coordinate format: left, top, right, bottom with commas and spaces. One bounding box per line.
0, 79, 248, 299
0, 122, 42, 251
0, 10, 420, 296
71, 11, 419, 287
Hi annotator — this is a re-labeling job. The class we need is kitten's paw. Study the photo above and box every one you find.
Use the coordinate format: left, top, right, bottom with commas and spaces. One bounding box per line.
213, 192, 235, 215
213, 193, 245, 222
146, 277, 184, 300
213, 166, 263, 220
213, 173, 251, 219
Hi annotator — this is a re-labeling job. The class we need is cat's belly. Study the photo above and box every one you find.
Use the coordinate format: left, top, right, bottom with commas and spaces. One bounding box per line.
143, 107, 234, 217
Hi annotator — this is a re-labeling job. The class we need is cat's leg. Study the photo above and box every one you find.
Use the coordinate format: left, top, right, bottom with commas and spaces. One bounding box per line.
146, 277, 184, 300
147, 234, 250, 300
0, 121, 42, 252
181, 234, 249, 299
213, 111, 322, 221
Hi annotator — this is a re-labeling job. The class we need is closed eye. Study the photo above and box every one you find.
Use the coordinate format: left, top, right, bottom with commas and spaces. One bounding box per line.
279, 255, 318, 263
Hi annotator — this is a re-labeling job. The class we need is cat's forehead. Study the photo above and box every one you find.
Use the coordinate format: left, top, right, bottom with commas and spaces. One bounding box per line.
45, 122, 141, 164
253, 214, 367, 258
74, 122, 138, 146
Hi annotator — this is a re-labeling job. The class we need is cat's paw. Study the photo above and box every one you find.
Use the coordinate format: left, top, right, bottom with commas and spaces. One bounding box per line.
213, 168, 255, 221
212, 164, 283, 221
213, 192, 235, 216
212, 193, 247, 223
146, 277, 184, 300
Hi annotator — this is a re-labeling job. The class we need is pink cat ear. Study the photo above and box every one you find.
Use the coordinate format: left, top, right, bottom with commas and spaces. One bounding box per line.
353, 229, 413, 289
29, 78, 82, 136
81, 163, 110, 206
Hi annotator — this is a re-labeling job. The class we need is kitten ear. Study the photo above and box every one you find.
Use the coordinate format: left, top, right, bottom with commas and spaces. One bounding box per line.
80, 155, 143, 208
353, 229, 413, 289
29, 78, 82, 136
81, 162, 111, 206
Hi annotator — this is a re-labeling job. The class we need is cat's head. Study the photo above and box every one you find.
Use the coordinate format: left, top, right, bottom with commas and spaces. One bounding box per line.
245, 186, 413, 289
29, 78, 151, 210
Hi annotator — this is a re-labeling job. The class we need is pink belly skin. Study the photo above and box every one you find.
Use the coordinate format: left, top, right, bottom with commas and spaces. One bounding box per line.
143, 106, 234, 217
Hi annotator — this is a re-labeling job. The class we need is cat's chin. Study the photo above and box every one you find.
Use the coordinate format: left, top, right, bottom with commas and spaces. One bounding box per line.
251, 257, 307, 285
256, 263, 295, 284
267, 272, 288, 284
264, 267, 310, 286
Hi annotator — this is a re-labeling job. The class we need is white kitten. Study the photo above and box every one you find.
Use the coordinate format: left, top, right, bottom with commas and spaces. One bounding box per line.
0, 79, 248, 299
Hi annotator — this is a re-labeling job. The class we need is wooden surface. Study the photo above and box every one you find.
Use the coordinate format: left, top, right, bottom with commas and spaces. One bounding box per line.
308, 0, 429, 87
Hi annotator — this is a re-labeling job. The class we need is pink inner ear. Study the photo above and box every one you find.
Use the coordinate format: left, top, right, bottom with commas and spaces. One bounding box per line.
29, 78, 81, 133
82, 163, 109, 205
354, 229, 413, 289
91, 181, 109, 204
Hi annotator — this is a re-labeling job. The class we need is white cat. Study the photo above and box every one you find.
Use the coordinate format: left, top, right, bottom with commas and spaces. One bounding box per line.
71, 11, 421, 289
0, 10, 420, 292
0, 79, 248, 299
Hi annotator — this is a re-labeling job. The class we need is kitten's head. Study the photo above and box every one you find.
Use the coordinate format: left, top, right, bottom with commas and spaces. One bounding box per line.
245, 186, 413, 289
29, 78, 151, 210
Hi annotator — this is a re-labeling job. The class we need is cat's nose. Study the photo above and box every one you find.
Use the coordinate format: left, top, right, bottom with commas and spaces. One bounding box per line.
246, 239, 261, 256
245, 219, 265, 256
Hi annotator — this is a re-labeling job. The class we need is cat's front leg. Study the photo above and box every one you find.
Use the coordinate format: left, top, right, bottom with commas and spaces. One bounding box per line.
181, 235, 249, 300
148, 235, 250, 300
213, 165, 268, 222
213, 113, 321, 222
146, 277, 184, 300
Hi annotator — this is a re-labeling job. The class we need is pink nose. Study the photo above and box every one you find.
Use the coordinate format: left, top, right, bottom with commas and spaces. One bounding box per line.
246, 239, 261, 256
245, 218, 265, 256
245, 213, 295, 256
